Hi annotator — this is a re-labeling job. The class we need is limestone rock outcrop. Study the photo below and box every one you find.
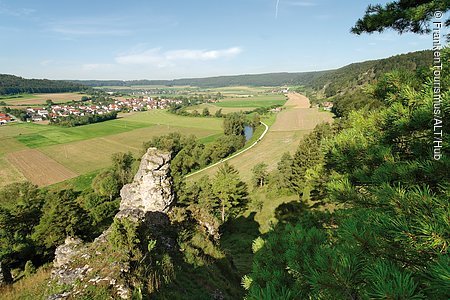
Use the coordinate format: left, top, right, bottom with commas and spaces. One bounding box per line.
119, 148, 174, 215
49, 148, 174, 300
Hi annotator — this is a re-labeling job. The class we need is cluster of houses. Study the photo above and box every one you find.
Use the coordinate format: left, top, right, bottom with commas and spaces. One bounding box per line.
24, 97, 184, 122
0, 113, 12, 125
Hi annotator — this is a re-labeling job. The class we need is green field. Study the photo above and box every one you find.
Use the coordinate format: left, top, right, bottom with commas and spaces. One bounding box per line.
215, 94, 286, 108
188, 94, 333, 183
0, 92, 86, 106
0, 110, 223, 187
187, 103, 255, 114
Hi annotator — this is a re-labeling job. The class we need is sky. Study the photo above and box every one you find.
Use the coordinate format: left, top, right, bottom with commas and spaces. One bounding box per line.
0, 0, 444, 80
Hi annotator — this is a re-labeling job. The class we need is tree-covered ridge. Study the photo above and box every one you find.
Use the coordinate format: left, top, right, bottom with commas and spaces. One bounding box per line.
72, 72, 327, 88
72, 50, 431, 89
311, 50, 432, 97
244, 49, 450, 299
0, 74, 86, 95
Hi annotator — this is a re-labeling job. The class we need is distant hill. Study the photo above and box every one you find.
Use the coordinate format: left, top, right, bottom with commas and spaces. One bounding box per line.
0, 74, 86, 95
71, 50, 432, 94
72, 71, 328, 88
1, 50, 432, 96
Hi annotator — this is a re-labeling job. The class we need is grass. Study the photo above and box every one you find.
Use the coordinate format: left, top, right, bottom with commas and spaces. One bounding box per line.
0, 266, 52, 300
15, 120, 151, 148
215, 94, 286, 108
215, 99, 285, 108
1, 110, 223, 187
40, 125, 220, 174
48, 170, 100, 192
187, 103, 256, 114
0, 155, 26, 188
188, 93, 331, 183
0, 93, 38, 100
0, 92, 85, 106
11, 110, 223, 149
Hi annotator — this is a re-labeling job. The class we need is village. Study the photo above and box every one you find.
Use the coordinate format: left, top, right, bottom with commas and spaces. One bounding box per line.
0, 96, 185, 124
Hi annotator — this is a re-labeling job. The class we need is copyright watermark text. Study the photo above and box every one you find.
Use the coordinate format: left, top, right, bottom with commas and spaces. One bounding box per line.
432, 11, 443, 160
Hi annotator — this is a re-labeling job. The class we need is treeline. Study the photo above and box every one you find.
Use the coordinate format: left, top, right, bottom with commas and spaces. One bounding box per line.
146, 112, 256, 181
72, 72, 327, 88
243, 50, 450, 299
0, 74, 86, 95
311, 50, 432, 97
71, 50, 430, 89
50, 111, 117, 127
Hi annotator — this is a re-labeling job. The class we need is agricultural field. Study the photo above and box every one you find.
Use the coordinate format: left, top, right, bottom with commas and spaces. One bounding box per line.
0, 110, 222, 187
188, 93, 333, 183
187, 93, 286, 114
0, 89, 318, 188
0, 92, 86, 106
6, 149, 78, 186
186, 103, 255, 114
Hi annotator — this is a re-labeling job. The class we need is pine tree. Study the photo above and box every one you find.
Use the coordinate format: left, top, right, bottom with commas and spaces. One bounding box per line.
211, 163, 248, 222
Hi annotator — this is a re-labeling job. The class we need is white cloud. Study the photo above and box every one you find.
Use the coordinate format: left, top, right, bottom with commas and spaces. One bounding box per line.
165, 47, 242, 61
116, 47, 242, 67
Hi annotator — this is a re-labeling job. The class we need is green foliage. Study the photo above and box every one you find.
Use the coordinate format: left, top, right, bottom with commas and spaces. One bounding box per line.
111, 151, 135, 186
0, 183, 45, 267
50, 111, 117, 127
23, 260, 36, 277
0, 74, 85, 95
251, 237, 265, 254
247, 51, 450, 299
108, 218, 141, 259
212, 163, 249, 222
92, 170, 120, 200
351, 0, 450, 35
201, 107, 210, 116
251, 162, 268, 188
223, 112, 246, 136
145, 132, 186, 155
290, 122, 333, 198
214, 108, 223, 118
313, 50, 432, 98
32, 189, 89, 253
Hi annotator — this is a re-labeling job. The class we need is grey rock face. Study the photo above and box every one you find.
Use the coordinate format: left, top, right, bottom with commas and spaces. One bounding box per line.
51, 237, 87, 286
119, 148, 174, 214
49, 148, 175, 299
53, 237, 83, 269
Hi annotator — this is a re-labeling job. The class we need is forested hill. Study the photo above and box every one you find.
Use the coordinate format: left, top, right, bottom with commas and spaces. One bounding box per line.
0, 74, 86, 95
310, 49, 432, 97
72, 71, 328, 88
72, 50, 431, 89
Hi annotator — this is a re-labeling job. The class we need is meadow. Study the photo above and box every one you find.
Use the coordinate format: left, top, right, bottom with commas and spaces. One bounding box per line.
0, 110, 222, 187
188, 93, 333, 182
0, 92, 86, 106
0, 88, 312, 190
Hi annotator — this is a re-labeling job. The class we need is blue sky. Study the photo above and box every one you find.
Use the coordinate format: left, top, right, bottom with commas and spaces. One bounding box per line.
0, 0, 441, 80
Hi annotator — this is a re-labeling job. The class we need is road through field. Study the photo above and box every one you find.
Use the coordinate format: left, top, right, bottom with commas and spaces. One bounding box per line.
185, 122, 269, 178
187, 93, 333, 182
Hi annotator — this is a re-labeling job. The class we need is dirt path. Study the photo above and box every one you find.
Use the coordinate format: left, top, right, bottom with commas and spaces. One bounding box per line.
186, 93, 334, 181
185, 121, 269, 178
